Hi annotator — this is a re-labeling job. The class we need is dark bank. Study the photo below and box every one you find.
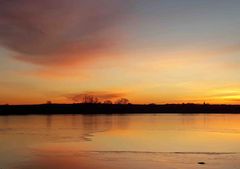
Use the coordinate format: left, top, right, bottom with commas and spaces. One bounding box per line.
1, 103, 240, 115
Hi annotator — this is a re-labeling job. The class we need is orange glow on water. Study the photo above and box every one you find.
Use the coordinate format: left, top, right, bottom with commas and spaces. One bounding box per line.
1, 114, 240, 169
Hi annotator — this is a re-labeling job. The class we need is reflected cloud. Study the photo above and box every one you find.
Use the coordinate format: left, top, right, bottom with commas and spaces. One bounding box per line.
16, 152, 99, 169
1, 114, 240, 169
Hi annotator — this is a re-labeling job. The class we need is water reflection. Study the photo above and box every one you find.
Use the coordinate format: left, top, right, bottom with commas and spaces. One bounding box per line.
1, 114, 240, 169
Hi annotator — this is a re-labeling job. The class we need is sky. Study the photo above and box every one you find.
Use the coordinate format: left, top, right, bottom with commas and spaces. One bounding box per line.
0, 0, 240, 104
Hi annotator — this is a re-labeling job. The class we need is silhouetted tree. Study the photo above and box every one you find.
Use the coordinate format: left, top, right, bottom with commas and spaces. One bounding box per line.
82, 95, 99, 104
103, 100, 113, 104
115, 98, 130, 104
46, 101, 52, 104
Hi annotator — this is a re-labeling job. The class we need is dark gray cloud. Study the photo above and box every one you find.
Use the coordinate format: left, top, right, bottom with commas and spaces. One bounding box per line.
0, 0, 133, 66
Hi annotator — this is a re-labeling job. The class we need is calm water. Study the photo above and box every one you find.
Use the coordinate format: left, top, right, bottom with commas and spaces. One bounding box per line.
1, 114, 240, 169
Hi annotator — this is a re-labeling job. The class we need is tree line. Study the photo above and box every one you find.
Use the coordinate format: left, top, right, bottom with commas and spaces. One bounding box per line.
81, 95, 130, 104
46, 95, 130, 105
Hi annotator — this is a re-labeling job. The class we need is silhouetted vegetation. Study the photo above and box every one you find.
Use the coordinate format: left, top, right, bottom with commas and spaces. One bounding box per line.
82, 95, 100, 104
114, 98, 130, 104
103, 100, 113, 104
46, 101, 52, 104
72, 95, 130, 105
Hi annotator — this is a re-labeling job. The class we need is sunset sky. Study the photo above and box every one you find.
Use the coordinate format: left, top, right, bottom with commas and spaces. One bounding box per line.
0, 0, 240, 104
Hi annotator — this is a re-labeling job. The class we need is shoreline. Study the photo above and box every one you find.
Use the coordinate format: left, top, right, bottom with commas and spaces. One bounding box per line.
1, 103, 240, 115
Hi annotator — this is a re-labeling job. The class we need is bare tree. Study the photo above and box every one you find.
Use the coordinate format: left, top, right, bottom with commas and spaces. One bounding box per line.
103, 100, 113, 104
46, 101, 52, 104
115, 98, 129, 104
82, 95, 99, 104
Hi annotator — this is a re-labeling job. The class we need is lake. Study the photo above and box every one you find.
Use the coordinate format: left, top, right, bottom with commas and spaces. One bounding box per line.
0, 114, 240, 169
